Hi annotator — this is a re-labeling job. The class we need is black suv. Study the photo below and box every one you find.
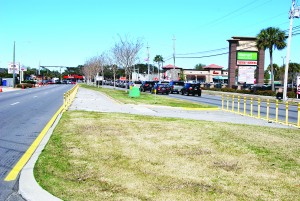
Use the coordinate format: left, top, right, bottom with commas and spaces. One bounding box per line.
139, 81, 159, 92
180, 83, 202, 96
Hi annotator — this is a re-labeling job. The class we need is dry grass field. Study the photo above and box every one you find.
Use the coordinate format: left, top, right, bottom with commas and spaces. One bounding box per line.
35, 111, 300, 201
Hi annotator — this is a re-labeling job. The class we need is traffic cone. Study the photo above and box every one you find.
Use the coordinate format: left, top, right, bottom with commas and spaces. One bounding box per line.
0, 87, 2, 92
22, 84, 24, 90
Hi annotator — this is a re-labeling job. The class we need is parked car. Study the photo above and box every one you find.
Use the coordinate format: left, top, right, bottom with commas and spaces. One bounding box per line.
140, 81, 159, 92
151, 83, 171, 95
180, 83, 202, 96
169, 81, 185, 94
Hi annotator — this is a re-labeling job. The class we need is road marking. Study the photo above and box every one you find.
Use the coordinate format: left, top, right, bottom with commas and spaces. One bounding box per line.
4, 105, 64, 181
11, 102, 20, 106
33, 96, 38, 98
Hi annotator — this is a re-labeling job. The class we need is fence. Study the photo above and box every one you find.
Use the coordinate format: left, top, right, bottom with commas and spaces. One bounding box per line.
221, 94, 300, 128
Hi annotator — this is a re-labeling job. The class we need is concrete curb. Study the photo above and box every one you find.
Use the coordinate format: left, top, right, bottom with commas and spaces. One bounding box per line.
18, 114, 62, 201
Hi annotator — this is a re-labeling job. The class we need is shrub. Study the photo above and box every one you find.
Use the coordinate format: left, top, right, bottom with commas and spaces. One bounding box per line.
253, 90, 276, 96
16, 83, 34, 88
221, 88, 236, 93
22, 80, 36, 84
287, 91, 296, 98
236, 89, 252, 94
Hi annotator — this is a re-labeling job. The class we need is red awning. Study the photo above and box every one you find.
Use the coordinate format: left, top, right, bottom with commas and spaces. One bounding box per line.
203, 64, 224, 69
63, 75, 84, 79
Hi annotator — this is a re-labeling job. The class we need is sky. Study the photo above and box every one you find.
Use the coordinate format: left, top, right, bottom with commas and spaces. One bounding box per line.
1, 0, 299, 72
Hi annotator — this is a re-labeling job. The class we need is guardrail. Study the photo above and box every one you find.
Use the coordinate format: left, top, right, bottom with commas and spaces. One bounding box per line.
221, 94, 300, 128
64, 84, 79, 111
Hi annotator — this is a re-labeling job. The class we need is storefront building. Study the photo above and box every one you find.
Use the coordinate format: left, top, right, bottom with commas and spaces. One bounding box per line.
183, 64, 228, 83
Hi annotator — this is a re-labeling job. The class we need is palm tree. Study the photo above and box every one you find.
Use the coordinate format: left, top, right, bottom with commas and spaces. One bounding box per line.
153, 55, 164, 81
288, 62, 300, 88
256, 27, 286, 91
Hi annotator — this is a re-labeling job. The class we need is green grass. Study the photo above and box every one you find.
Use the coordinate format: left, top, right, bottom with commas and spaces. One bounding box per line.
34, 111, 300, 201
80, 84, 217, 109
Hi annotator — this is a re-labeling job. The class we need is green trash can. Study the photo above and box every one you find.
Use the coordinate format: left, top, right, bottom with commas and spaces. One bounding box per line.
129, 86, 140, 97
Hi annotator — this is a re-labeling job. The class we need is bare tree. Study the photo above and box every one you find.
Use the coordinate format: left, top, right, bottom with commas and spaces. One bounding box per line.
106, 53, 118, 88
111, 35, 143, 83
82, 59, 94, 84
82, 55, 106, 86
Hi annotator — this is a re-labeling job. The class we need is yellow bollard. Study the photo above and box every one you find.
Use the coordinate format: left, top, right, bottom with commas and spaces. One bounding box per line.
257, 98, 261, 119
232, 95, 235, 112
250, 97, 253, 116
297, 103, 300, 128
275, 100, 279, 122
227, 95, 229, 111
266, 99, 270, 121
222, 94, 224, 110
244, 97, 247, 115
238, 96, 240, 114
285, 102, 289, 125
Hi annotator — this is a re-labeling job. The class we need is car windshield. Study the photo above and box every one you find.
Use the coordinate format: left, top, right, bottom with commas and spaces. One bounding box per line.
157, 84, 169, 87
173, 82, 184, 86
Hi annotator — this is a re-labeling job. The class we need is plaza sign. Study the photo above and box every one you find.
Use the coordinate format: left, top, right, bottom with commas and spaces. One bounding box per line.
237, 51, 258, 60
237, 51, 258, 66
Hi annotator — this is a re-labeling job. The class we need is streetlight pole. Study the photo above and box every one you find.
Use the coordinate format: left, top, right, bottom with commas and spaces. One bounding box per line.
283, 0, 299, 102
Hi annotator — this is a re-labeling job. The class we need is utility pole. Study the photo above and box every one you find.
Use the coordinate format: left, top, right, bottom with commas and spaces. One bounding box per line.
147, 44, 150, 80
173, 35, 176, 80
12, 41, 16, 87
283, 0, 299, 102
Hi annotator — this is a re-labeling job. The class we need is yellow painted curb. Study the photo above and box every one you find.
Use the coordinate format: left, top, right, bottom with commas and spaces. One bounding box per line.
183, 107, 220, 111
5, 106, 64, 181
5, 85, 78, 181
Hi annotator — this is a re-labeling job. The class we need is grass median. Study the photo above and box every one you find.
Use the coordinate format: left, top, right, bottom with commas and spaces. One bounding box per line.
80, 84, 217, 109
34, 111, 300, 200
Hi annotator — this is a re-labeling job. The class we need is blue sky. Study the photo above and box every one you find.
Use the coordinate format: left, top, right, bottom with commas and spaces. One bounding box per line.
0, 0, 299, 72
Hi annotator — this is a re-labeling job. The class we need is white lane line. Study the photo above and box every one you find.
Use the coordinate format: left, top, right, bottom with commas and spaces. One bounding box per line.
11, 102, 20, 106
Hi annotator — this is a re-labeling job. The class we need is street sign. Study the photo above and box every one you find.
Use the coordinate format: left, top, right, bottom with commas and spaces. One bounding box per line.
8, 63, 20, 74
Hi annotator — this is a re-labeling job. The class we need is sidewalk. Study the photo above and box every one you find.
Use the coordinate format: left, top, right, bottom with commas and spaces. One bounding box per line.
0, 86, 21, 92
18, 87, 292, 201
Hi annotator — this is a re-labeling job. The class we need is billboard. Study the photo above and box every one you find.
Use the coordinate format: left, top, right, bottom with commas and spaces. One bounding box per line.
238, 66, 256, 84
237, 51, 258, 66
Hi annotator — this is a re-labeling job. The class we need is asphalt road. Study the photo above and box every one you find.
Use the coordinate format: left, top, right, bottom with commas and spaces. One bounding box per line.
0, 84, 73, 201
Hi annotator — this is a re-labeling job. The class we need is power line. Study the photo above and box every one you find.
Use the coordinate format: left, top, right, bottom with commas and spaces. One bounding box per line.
176, 52, 228, 59
176, 47, 228, 56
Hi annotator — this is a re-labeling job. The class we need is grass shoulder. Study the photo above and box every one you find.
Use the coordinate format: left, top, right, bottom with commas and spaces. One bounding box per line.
80, 84, 217, 109
35, 111, 300, 201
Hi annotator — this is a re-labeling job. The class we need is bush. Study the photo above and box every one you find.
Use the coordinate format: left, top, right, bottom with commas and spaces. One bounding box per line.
253, 90, 276, 96
16, 83, 34, 88
287, 91, 296, 98
236, 89, 252, 94
22, 80, 36, 84
221, 88, 236, 93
